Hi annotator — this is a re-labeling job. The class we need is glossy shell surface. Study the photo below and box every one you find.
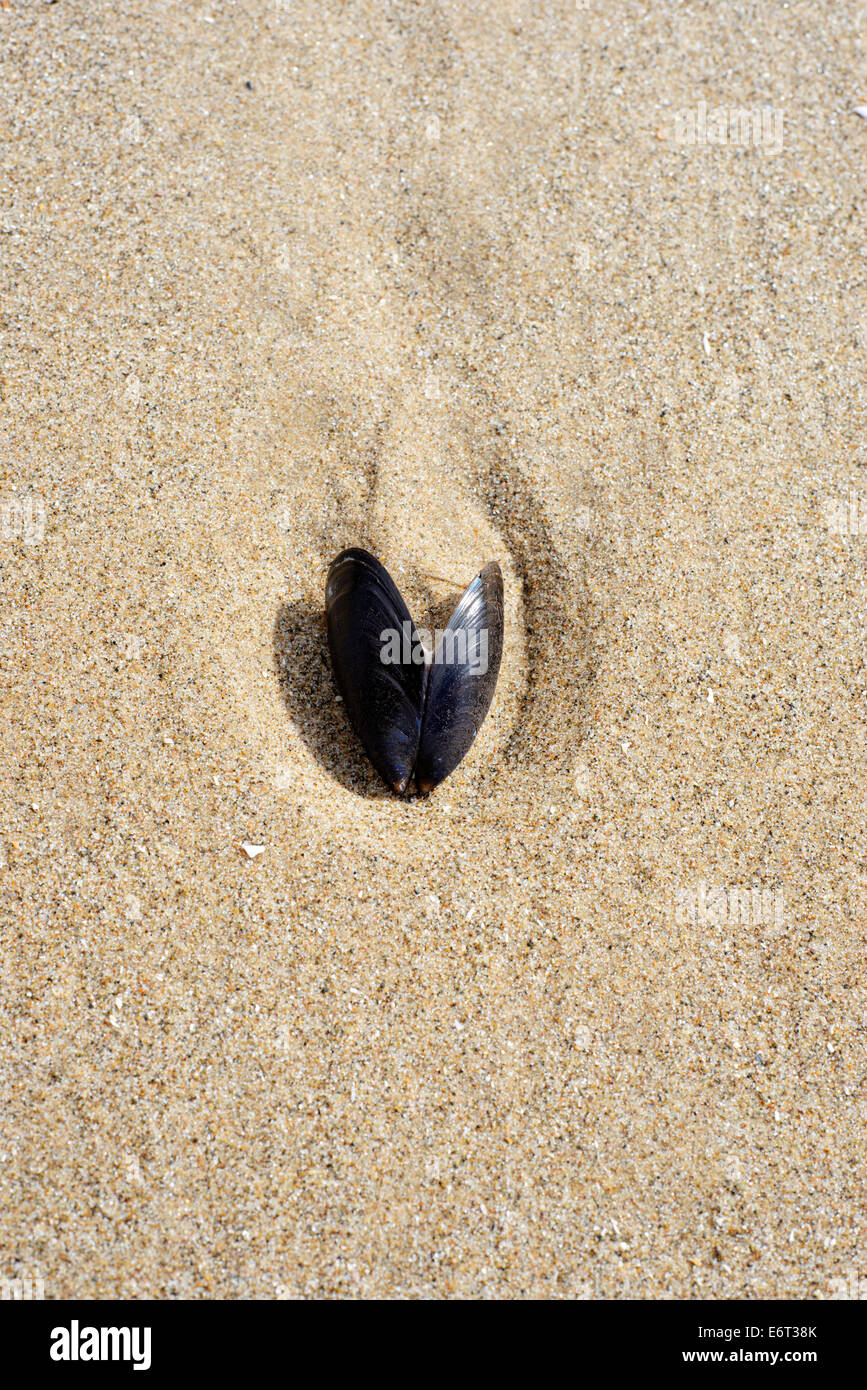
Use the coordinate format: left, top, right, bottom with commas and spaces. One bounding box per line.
414, 562, 504, 795
326, 548, 426, 793
325, 548, 504, 795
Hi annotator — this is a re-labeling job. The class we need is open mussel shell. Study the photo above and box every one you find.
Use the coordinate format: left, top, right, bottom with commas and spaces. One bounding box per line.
324, 548, 504, 796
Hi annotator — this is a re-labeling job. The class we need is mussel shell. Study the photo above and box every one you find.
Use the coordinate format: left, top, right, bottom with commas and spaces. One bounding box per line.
325, 548, 504, 796
414, 561, 504, 795
325, 548, 426, 794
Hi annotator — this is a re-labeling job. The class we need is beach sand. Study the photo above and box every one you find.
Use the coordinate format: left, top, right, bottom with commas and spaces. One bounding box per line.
1, 0, 864, 1297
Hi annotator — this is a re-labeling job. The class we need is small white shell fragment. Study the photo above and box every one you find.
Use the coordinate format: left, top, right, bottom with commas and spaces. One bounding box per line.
240, 842, 265, 859
854, 106, 867, 120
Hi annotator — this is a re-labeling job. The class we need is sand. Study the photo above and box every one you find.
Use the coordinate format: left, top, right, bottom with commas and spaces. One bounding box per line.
0, 0, 864, 1298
